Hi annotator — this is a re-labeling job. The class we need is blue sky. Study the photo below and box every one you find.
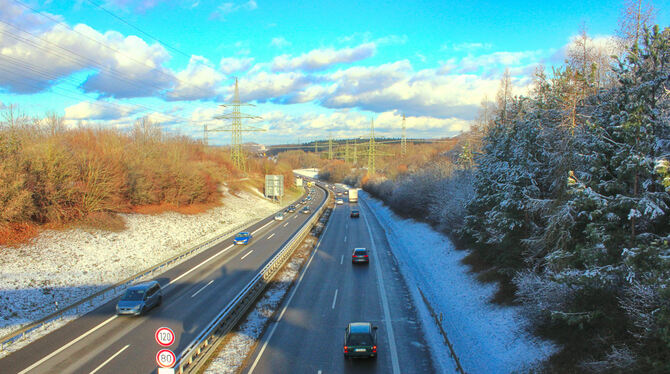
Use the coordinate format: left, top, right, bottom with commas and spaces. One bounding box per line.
0, 0, 667, 145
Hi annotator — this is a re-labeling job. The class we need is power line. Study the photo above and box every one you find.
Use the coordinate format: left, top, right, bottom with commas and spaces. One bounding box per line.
82, 0, 194, 60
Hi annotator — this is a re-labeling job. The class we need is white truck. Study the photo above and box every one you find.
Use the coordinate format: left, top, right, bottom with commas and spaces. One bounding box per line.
348, 188, 358, 203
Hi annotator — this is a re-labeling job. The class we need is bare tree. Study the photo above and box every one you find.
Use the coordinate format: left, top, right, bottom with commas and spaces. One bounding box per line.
617, 0, 656, 51
496, 68, 513, 124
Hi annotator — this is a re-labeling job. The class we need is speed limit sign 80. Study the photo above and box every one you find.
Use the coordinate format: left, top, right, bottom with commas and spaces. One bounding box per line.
156, 349, 176, 368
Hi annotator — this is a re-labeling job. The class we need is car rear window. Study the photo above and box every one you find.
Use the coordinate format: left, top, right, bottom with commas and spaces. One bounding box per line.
354, 249, 367, 255
347, 333, 372, 346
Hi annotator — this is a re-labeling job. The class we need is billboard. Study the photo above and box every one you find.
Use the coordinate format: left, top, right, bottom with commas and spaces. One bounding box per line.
265, 175, 284, 198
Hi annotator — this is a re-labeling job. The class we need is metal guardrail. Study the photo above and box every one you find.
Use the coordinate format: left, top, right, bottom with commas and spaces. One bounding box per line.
173, 182, 331, 374
0, 191, 308, 352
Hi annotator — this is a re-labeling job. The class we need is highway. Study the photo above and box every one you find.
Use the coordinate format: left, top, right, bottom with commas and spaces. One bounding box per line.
0, 186, 327, 374
242, 190, 435, 374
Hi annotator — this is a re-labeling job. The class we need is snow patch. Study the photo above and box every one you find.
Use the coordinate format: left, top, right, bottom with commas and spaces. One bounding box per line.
361, 192, 556, 373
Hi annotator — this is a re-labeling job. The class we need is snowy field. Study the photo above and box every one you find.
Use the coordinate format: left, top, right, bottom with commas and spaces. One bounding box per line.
0, 187, 290, 354
360, 191, 556, 373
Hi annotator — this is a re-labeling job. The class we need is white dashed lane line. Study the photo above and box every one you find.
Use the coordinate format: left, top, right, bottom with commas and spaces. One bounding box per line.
267, 233, 275, 240
191, 280, 214, 298
240, 250, 253, 260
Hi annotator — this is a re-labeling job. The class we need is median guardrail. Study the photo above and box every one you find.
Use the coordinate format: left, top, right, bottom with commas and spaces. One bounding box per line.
173, 182, 331, 374
0, 190, 309, 353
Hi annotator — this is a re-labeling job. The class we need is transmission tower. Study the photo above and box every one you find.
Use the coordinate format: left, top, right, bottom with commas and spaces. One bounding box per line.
353, 139, 358, 165
401, 114, 407, 158
214, 78, 265, 170
344, 139, 350, 163
368, 119, 376, 173
328, 135, 333, 160
314, 140, 318, 153
366, 118, 393, 175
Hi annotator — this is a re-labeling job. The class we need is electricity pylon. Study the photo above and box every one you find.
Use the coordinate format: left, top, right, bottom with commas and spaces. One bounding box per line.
214, 78, 265, 170
352, 139, 358, 165
328, 135, 333, 160
344, 140, 350, 163
401, 114, 407, 158
367, 118, 393, 175
314, 140, 318, 153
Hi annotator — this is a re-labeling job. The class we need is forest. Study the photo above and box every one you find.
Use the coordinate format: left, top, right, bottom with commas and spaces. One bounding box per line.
363, 21, 669, 373
0, 113, 297, 246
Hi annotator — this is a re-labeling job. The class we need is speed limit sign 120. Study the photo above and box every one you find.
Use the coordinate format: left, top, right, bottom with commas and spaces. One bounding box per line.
155, 327, 175, 347
156, 349, 176, 368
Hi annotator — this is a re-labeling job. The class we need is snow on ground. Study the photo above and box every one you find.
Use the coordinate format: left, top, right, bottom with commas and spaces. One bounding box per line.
360, 192, 556, 374
203, 237, 317, 374
0, 188, 290, 355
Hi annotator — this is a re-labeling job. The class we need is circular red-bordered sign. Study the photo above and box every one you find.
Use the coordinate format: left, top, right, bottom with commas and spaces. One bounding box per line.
155, 327, 175, 347
156, 349, 176, 368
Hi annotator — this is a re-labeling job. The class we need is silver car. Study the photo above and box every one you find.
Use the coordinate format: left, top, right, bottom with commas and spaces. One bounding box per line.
116, 281, 162, 316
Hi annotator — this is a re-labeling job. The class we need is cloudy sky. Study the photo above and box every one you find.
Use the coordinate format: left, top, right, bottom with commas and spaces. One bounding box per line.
0, 0, 666, 145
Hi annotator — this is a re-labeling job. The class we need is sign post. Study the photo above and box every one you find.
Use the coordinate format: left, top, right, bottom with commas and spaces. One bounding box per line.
155, 327, 176, 373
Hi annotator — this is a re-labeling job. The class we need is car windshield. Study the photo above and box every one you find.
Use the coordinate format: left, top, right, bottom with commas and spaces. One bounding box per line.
236, 233, 249, 239
122, 289, 145, 301
347, 333, 372, 346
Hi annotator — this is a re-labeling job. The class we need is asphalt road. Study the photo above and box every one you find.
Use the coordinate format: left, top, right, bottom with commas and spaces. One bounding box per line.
0, 186, 327, 374
241, 191, 435, 374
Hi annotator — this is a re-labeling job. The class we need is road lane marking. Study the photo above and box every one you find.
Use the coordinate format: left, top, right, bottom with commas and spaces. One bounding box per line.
89, 344, 130, 374
191, 280, 214, 298
331, 289, 338, 309
167, 244, 234, 287
361, 203, 401, 374
251, 220, 274, 235
283, 222, 289, 227
240, 250, 254, 260
340, 255, 343, 265
344, 235, 347, 242
248, 201, 335, 374
318, 371, 322, 374
267, 233, 275, 240
18, 315, 118, 374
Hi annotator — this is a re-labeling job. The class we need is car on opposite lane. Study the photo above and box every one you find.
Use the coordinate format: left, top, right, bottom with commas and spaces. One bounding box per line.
301, 206, 311, 214
234, 231, 252, 245
116, 280, 162, 316
336, 199, 344, 205
352, 248, 369, 264
350, 209, 360, 218
288, 205, 296, 213
344, 322, 378, 359
274, 212, 285, 221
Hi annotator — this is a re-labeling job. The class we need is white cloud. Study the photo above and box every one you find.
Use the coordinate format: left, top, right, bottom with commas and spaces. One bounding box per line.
233, 71, 315, 103
64, 100, 140, 120
210, 0, 257, 20
167, 56, 225, 101
271, 43, 376, 72
270, 37, 291, 48
219, 57, 255, 74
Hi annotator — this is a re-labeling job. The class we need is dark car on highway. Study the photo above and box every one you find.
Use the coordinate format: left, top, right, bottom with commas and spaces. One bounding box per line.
301, 206, 311, 214
288, 205, 296, 213
116, 281, 162, 316
352, 248, 369, 263
350, 210, 360, 218
344, 322, 377, 359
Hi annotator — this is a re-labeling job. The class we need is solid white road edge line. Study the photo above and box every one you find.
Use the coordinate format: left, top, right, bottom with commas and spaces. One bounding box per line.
331, 289, 338, 310
251, 220, 274, 236
267, 233, 275, 240
340, 255, 344, 265
248, 201, 334, 374
191, 280, 214, 298
17, 315, 118, 374
361, 203, 401, 374
240, 250, 254, 261
89, 344, 130, 374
